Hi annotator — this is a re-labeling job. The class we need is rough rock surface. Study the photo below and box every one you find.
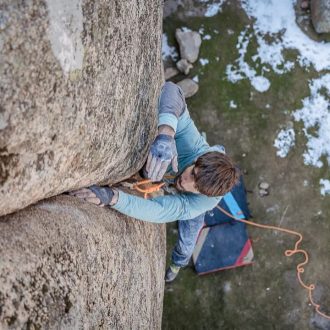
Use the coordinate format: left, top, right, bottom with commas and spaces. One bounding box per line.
0, 195, 166, 329
311, 0, 330, 33
175, 29, 202, 63
177, 79, 199, 98
0, 0, 163, 216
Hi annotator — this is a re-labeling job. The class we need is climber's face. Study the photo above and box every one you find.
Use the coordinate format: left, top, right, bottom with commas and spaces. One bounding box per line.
175, 165, 199, 194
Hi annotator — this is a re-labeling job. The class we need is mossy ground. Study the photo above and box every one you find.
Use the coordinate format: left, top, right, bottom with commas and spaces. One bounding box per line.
162, 1, 330, 329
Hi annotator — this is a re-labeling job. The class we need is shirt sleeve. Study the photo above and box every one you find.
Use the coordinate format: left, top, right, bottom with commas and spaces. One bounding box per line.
158, 82, 186, 132
112, 190, 221, 223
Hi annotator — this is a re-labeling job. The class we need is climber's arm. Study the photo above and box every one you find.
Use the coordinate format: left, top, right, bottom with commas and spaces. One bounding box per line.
145, 82, 187, 181
69, 185, 220, 223
146, 81, 210, 180
112, 189, 221, 223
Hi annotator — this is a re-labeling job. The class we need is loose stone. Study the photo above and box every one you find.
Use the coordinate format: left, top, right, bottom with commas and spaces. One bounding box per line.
301, 1, 309, 10
259, 182, 270, 190
164, 67, 179, 80
175, 28, 202, 63
176, 59, 193, 75
259, 189, 269, 197
311, 0, 330, 33
177, 79, 199, 98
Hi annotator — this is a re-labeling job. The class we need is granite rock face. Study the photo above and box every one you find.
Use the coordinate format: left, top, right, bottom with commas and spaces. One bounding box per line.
0, 195, 166, 329
0, 0, 163, 216
311, 0, 330, 33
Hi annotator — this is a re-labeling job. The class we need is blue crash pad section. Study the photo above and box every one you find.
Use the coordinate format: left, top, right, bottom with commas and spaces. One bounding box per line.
193, 175, 253, 274
193, 221, 252, 274
204, 175, 250, 226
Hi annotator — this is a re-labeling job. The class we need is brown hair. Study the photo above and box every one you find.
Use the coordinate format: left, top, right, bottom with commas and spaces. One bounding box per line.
194, 152, 240, 197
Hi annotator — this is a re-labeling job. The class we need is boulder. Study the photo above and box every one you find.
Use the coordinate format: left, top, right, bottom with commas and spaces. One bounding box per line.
177, 79, 199, 98
175, 29, 202, 63
311, 0, 330, 33
176, 59, 193, 75
0, 195, 166, 329
0, 0, 163, 216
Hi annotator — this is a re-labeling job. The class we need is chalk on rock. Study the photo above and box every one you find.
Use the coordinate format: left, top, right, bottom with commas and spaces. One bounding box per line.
176, 59, 193, 75
177, 79, 199, 98
164, 67, 179, 80
175, 28, 202, 63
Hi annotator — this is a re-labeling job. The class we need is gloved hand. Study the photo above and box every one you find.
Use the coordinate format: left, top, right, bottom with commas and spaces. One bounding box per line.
69, 185, 114, 206
146, 134, 178, 182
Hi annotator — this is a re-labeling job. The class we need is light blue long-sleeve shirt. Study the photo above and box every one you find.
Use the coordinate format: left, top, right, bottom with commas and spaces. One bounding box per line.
112, 82, 223, 223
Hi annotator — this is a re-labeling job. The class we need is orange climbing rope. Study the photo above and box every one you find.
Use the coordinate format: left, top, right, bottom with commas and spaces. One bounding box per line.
216, 205, 330, 320
132, 179, 165, 199
132, 179, 330, 320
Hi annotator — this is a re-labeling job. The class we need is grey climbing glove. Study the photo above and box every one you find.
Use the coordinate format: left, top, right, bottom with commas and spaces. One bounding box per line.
146, 134, 178, 182
88, 185, 114, 205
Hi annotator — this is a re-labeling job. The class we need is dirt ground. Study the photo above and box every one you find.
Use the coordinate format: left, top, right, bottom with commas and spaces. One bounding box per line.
162, 1, 330, 329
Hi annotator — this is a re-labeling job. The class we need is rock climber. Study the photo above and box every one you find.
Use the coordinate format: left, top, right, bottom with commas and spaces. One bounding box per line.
70, 81, 240, 282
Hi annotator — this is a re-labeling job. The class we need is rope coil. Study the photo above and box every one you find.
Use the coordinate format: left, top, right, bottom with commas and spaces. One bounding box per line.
216, 205, 330, 320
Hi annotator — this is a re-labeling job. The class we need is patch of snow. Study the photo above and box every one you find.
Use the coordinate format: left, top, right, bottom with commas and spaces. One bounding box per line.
265, 103, 271, 109
226, 0, 330, 188
199, 58, 209, 66
192, 75, 199, 83
213, 29, 219, 34
203, 34, 212, 40
266, 204, 280, 213
229, 100, 237, 109
241, 0, 330, 72
274, 127, 295, 158
227, 0, 330, 91
251, 76, 270, 92
162, 33, 178, 61
199, 27, 205, 35
227, 29, 234, 35
180, 26, 192, 33
293, 74, 330, 168
223, 281, 231, 293
320, 179, 330, 196
303, 180, 309, 187
215, 56, 220, 61
205, 1, 226, 17
226, 29, 270, 93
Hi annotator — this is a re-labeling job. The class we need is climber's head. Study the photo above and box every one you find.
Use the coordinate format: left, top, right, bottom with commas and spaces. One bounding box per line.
175, 152, 240, 196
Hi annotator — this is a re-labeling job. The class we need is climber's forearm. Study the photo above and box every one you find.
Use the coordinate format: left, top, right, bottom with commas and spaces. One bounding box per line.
158, 82, 186, 133
111, 190, 186, 223
111, 189, 220, 223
